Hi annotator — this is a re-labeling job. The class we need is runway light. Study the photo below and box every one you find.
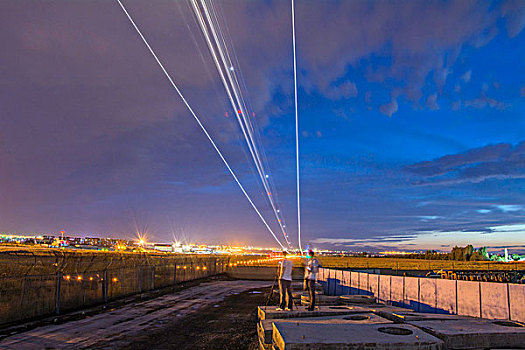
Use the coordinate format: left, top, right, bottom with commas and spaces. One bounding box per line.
203, 266, 207, 270
65, 275, 71, 280
112, 277, 118, 282
89, 277, 94, 281
196, 266, 200, 270
77, 276, 83, 281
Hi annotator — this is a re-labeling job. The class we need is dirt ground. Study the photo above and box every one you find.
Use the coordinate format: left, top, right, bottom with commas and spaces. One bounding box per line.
119, 285, 272, 350
0, 278, 274, 350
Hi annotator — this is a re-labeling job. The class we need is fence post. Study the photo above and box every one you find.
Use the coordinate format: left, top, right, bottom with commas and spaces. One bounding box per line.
138, 266, 143, 293
103, 270, 108, 303
151, 266, 155, 290
56, 272, 62, 315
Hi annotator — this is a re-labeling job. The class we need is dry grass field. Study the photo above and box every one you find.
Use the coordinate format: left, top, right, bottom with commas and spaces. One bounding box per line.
317, 256, 525, 271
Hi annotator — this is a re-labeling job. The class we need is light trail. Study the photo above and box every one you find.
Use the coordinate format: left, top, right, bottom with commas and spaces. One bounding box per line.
116, 0, 285, 250
190, 0, 292, 248
291, 0, 303, 256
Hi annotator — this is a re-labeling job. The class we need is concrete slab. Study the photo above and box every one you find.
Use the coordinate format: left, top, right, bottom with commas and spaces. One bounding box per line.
300, 294, 340, 306
457, 280, 481, 318
409, 319, 525, 349
390, 275, 405, 306
379, 274, 391, 303
339, 295, 375, 304
257, 305, 371, 320
350, 272, 360, 294
368, 273, 380, 298
419, 278, 437, 313
379, 311, 471, 323
259, 313, 392, 346
404, 277, 420, 312
358, 272, 368, 293
509, 283, 525, 323
480, 281, 509, 320
272, 322, 443, 350
435, 278, 456, 314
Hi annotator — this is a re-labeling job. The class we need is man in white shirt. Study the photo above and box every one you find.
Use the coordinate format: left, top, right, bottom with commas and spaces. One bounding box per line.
277, 251, 293, 311
304, 249, 319, 311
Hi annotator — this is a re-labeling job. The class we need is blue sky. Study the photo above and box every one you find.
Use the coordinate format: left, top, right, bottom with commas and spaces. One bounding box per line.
0, 0, 524, 252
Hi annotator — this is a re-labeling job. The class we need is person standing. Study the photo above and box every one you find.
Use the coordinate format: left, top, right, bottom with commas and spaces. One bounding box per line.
276, 251, 293, 311
304, 250, 319, 311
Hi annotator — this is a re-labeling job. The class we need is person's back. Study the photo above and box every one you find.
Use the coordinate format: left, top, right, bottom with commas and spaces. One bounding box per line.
277, 251, 294, 310
279, 258, 293, 281
306, 257, 319, 280
304, 250, 319, 311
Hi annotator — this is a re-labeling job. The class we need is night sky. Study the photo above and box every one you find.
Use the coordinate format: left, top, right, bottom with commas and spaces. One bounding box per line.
1, 0, 524, 252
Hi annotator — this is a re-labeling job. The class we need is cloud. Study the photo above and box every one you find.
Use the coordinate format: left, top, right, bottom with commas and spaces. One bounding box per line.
379, 98, 398, 117
495, 205, 524, 213
477, 209, 491, 214
460, 70, 472, 83
323, 81, 358, 100
405, 141, 525, 184
464, 92, 509, 110
426, 93, 439, 110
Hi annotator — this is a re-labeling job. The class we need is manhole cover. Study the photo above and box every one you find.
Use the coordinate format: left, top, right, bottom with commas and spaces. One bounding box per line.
343, 315, 370, 320
377, 327, 413, 335
493, 321, 524, 328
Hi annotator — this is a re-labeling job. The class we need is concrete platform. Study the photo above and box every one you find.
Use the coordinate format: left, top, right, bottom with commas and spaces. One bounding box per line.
258, 313, 392, 346
257, 305, 371, 321
272, 323, 443, 350
339, 295, 376, 304
408, 319, 525, 349
378, 311, 472, 323
300, 294, 341, 306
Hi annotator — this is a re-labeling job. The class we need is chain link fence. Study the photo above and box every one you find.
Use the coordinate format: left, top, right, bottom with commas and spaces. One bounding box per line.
0, 252, 230, 327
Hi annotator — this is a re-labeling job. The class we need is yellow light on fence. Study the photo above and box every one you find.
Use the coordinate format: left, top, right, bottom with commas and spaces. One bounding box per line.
183, 266, 187, 269
77, 276, 83, 281
203, 266, 207, 270
89, 277, 94, 281
196, 266, 200, 270
112, 277, 118, 282
65, 275, 71, 280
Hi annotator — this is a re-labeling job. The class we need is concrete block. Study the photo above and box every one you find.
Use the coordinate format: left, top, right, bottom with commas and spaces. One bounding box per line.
341, 270, 351, 294
257, 305, 371, 321
457, 280, 480, 318
368, 274, 380, 298
373, 305, 416, 320
379, 274, 391, 303
390, 275, 405, 306
358, 272, 368, 294
350, 272, 360, 294
300, 294, 340, 306
409, 319, 525, 349
259, 313, 393, 346
509, 283, 525, 323
480, 281, 509, 320
339, 295, 376, 304
382, 311, 471, 323
419, 278, 437, 313
404, 277, 420, 311
318, 268, 327, 282
435, 278, 456, 314
272, 322, 443, 350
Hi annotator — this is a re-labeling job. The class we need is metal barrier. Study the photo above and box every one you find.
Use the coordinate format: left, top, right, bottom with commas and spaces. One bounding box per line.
0, 257, 230, 327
